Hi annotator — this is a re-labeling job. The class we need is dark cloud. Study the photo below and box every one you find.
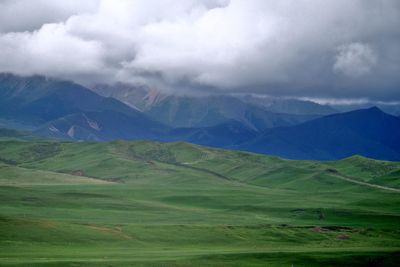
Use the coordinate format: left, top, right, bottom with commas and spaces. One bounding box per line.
0, 0, 399, 101
0, 0, 99, 32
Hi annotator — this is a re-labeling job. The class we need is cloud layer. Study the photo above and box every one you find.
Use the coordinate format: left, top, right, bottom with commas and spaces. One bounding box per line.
0, 0, 399, 100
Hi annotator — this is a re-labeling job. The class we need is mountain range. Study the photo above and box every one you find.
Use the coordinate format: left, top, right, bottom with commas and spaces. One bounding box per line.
1, 73, 399, 161
234, 107, 400, 160
92, 84, 324, 130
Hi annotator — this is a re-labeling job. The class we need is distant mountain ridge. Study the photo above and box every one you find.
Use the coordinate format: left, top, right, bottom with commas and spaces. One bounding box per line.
35, 110, 168, 141
234, 107, 400, 161
90, 83, 325, 130
143, 94, 319, 130
0, 73, 168, 141
0, 73, 143, 124
239, 95, 338, 115
91, 83, 167, 111
1, 73, 400, 161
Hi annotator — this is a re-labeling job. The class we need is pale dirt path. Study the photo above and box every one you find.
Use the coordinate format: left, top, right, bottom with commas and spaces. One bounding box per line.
332, 173, 400, 193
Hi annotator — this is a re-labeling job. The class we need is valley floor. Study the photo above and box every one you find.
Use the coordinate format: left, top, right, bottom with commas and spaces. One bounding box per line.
0, 140, 399, 266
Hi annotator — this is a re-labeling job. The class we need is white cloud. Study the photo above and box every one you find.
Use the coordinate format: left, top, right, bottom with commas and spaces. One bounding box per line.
0, 24, 105, 78
0, 0, 399, 100
0, 0, 99, 33
299, 97, 371, 106
333, 42, 377, 77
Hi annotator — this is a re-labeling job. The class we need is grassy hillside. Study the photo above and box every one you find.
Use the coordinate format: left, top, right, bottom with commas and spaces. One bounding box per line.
0, 128, 41, 141
0, 140, 399, 266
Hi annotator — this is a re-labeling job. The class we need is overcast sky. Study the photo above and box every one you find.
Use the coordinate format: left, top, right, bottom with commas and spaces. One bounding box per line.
0, 0, 399, 101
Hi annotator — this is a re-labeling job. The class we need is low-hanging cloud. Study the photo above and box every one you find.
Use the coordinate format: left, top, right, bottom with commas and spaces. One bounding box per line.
0, 0, 399, 101
333, 42, 377, 78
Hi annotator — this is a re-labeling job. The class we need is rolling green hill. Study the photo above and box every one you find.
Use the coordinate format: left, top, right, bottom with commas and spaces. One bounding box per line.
0, 128, 42, 141
0, 140, 399, 266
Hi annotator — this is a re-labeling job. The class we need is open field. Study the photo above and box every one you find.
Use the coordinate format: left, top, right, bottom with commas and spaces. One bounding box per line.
0, 140, 399, 266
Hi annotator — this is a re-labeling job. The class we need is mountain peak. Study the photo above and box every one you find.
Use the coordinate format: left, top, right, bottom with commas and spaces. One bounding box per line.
337, 106, 386, 118
366, 106, 382, 113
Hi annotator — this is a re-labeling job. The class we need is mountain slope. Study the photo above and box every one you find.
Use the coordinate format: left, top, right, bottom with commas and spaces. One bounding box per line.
0, 73, 146, 124
35, 110, 168, 141
167, 120, 257, 147
90, 84, 321, 130
329, 102, 400, 116
0, 73, 169, 140
144, 95, 318, 130
234, 107, 400, 161
240, 95, 338, 115
2, 74, 400, 161
90, 83, 158, 111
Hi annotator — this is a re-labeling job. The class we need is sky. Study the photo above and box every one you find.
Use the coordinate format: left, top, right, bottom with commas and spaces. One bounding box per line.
0, 0, 399, 102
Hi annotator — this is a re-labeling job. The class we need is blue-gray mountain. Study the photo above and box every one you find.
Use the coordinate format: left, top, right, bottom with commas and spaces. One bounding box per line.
233, 107, 400, 161
0, 73, 318, 141
0, 73, 167, 141
92, 84, 324, 130
1, 73, 400, 161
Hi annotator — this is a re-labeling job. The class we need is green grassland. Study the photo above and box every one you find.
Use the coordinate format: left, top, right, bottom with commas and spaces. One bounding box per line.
0, 140, 399, 266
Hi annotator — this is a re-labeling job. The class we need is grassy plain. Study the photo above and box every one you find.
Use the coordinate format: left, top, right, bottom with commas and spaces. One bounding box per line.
0, 140, 399, 266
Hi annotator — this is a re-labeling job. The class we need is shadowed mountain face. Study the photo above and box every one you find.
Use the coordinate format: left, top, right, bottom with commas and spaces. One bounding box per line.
0, 74, 145, 124
0, 74, 319, 142
1, 73, 400, 161
234, 107, 400, 161
167, 120, 257, 147
239, 95, 338, 116
91, 83, 158, 111
90, 84, 326, 130
0, 73, 168, 140
329, 103, 400, 117
143, 95, 319, 130
35, 111, 169, 141
0, 74, 259, 144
